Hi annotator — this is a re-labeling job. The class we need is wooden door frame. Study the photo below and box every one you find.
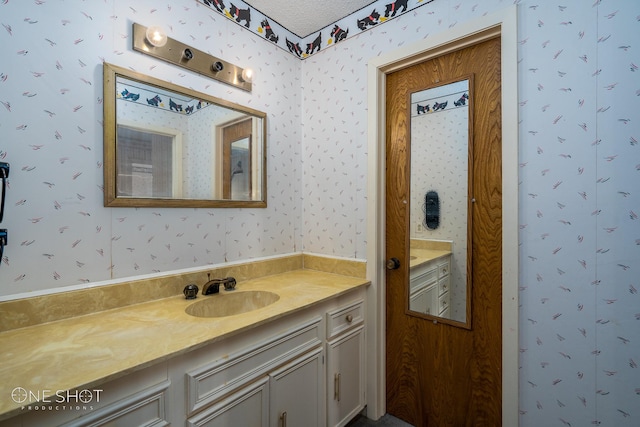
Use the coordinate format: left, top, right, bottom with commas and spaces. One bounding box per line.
365, 6, 519, 425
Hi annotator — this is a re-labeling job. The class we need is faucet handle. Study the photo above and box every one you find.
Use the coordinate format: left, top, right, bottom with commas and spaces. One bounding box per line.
223, 277, 237, 291
183, 284, 199, 299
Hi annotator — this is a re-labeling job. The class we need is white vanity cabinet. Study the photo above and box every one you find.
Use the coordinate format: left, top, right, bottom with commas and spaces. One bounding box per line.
186, 377, 270, 427
269, 347, 325, 427
326, 300, 365, 427
170, 287, 366, 427
185, 349, 325, 427
1, 286, 367, 427
437, 258, 451, 317
409, 255, 450, 317
180, 317, 324, 427
11, 363, 171, 427
409, 260, 438, 315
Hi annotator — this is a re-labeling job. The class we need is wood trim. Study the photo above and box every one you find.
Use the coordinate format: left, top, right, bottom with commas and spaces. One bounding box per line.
222, 118, 253, 199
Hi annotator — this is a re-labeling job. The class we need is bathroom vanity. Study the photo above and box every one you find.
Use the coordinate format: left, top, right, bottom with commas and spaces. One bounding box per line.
409, 254, 451, 317
0, 264, 368, 427
408, 242, 452, 318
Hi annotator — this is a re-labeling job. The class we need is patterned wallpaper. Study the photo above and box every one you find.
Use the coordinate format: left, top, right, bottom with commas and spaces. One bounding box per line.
0, 0, 303, 295
299, 0, 639, 426
0, 0, 638, 425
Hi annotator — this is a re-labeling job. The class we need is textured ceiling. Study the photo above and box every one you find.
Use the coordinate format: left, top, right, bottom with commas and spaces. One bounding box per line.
243, 0, 377, 38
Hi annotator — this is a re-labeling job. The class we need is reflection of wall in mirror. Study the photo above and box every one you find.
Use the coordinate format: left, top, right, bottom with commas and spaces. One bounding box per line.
230, 138, 250, 200
117, 98, 190, 194
411, 106, 468, 322
131, 163, 153, 196
190, 106, 243, 199
186, 107, 214, 198
117, 96, 244, 199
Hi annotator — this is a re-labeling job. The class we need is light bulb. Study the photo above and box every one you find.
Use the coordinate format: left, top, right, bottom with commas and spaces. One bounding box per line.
145, 26, 167, 48
241, 68, 254, 83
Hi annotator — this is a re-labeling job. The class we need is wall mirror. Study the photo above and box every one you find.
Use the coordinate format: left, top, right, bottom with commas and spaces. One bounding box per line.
408, 76, 473, 329
103, 62, 267, 208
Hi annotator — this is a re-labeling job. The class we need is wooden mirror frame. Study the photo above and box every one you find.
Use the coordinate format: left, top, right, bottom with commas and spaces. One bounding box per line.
103, 62, 267, 208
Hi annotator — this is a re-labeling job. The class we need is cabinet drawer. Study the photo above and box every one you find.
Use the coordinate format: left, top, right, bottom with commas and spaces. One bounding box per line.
410, 266, 437, 291
186, 317, 322, 415
438, 291, 449, 314
326, 300, 364, 339
438, 275, 450, 297
61, 381, 170, 427
437, 259, 450, 278
186, 377, 269, 427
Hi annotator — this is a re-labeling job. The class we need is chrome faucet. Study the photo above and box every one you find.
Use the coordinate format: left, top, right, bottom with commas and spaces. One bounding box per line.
202, 274, 237, 295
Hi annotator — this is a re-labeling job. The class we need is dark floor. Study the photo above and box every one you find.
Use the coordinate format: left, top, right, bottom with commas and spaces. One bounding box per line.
348, 413, 414, 427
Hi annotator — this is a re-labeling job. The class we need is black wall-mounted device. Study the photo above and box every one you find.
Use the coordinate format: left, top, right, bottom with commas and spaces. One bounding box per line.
0, 162, 8, 223
425, 190, 440, 230
0, 162, 9, 265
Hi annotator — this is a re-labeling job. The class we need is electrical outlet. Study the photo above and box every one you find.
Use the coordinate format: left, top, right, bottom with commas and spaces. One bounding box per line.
417, 223, 423, 232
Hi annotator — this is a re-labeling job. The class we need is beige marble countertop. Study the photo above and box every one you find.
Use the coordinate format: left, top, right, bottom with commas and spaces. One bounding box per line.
0, 269, 369, 420
409, 248, 451, 269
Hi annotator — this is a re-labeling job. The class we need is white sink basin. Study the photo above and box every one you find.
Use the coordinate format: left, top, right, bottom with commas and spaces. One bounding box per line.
185, 290, 280, 318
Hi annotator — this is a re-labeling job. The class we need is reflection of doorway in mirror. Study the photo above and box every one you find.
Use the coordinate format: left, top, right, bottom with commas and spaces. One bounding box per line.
230, 137, 250, 200
116, 125, 182, 198
221, 118, 253, 200
131, 163, 153, 196
410, 79, 469, 323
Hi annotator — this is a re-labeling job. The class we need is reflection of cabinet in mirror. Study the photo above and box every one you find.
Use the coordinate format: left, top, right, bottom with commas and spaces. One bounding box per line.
408, 240, 451, 318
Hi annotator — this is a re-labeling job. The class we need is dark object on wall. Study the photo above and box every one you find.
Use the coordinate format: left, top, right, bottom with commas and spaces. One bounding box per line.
425, 190, 440, 230
0, 162, 8, 223
0, 162, 9, 265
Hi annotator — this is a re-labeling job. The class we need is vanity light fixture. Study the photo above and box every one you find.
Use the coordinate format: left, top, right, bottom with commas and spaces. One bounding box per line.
132, 23, 252, 92
240, 68, 254, 83
182, 48, 195, 61
145, 25, 167, 48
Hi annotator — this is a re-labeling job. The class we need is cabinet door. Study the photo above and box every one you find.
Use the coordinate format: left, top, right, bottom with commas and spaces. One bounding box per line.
409, 288, 423, 313
187, 377, 269, 427
269, 348, 324, 427
327, 325, 365, 427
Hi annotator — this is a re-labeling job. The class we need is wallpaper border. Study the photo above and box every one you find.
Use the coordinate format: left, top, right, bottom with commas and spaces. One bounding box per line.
197, 0, 437, 59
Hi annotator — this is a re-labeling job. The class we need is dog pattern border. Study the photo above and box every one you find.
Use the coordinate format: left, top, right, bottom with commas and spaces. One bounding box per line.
116, 78, 213, 116
198, 0, 436, 59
